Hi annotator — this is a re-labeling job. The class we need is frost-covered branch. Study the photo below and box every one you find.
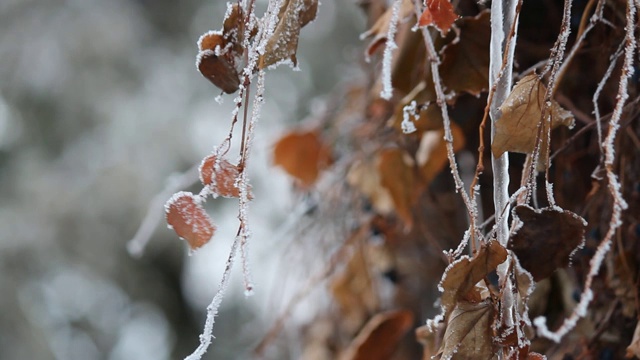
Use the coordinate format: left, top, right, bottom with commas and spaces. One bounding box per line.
489, 0, 519, 248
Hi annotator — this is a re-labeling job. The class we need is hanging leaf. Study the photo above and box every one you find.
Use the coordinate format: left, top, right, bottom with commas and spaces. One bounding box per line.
439, 11, 491, 96
342, 309, 414, 360
272, 130, 332, 188
258, 0, 318, 69
439, 300, 496, 360
418, 0, 458, 36
440, 241, 507, 314
196, 4, 245, 93
199, 154, 251, 198
165, 192, 216, 250
508, 205, 586, 281
492, 75, 575, 169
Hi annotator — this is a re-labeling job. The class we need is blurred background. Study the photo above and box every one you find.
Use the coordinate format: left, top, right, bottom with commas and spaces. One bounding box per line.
0, 0, 365, 358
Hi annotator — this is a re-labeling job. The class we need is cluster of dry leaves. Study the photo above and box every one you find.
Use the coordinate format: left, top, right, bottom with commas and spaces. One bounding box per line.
161, 0, 640, 359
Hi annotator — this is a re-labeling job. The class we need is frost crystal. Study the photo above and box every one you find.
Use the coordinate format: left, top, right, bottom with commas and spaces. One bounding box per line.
380, 0, 402, 100
401, 101, 418, 134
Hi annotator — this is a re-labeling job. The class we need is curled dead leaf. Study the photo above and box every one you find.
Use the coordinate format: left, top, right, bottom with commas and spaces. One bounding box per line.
341, 309, 414, 360
440, 241, 507, 314
508, 205, 586, 282
492, 74, 575, 169
196, 4, 245, 93
165, 192, 215, 250
259, 0, 318, 69
272, 130, 332, 188
418, 0, 458, 36
439, 300, 496, 360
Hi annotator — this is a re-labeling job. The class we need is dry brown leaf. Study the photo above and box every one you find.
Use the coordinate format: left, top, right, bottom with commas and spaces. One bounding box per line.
196, 4, 245, 93
508, 205, 586, 282
626, 321, 640, 358
439, 300, 496, 360
259, 0, 318, 69
416, 122, 465, 184
272, 130, 332, 188
360, 0, 414, 59
197, 32, 241, 94
440, 241, 507, 314
377, 148, 419, 227
492, 74, 575, 168
418, 0, 458, 36
165, 192, 215, 250
439, 11, 490, 96
341, 309, 414, 360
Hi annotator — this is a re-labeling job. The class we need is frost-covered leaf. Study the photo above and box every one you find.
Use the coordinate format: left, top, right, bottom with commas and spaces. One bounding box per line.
439, 11, 490, 96
492, 75, 575, 168
197, 33, 241, 94
258, 0, 318, 69
272, 130, 332, 188
439, 300, 496, 360
440, 241, 507, 314
418, 0, 458, 36
377, 148, 419, 227
165, 192, 215, 250
360, 0, 414, 59
199, 154, 250, 198
342, 309, 414, 360
416, 123, 465, 184
508, 205, 586, 282
196, 4, 245, 93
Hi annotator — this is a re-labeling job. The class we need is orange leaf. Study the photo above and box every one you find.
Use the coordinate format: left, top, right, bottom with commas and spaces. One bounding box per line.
199, 154, 249, 198
165, 192, 215, 250
273, 130, 332, 188
418, 0, 458, 36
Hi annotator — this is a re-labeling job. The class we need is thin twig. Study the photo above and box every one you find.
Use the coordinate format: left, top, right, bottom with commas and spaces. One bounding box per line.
412, 0, 477, 247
